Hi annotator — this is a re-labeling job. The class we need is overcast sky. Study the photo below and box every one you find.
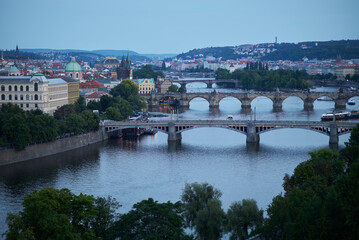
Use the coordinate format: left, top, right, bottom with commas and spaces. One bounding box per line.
1, 0, 358, 54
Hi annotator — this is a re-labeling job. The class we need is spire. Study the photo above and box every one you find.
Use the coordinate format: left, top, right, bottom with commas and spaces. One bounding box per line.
126, 53, 131, 68
1, 49, 3, 60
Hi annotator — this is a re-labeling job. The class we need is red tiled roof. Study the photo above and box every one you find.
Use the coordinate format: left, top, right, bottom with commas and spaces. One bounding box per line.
79, 80, 105, 89
86, 91, 111, 99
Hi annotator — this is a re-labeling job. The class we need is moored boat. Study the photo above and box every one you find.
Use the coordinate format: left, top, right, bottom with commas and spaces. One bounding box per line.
321, 111, 350, 121
317, 96, 333, 101
347, 99, 355, 105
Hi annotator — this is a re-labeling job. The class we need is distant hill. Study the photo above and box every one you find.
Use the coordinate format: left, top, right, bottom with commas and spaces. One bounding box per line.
174, 40, 359, 61
262, 40, 359, 61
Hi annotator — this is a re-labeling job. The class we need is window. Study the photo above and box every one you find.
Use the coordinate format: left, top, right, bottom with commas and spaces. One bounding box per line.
70, 73, 73, 78
76, 73, 79, 78
15, 95, 18, 100
35, 104, 38, 108
21, 95, 24, 100
9, 95, 12, 100
26, 95, 29, 100
26, 104, 29, 108
34, 94, 38, 100
34, 83, 38, 91
21, 104, 23, 107
20, 86, 23, 91
8, 86, 12, 91
1, 85, 4, 91
26, 86, 29, 91
15, 86, 17, 91
1, 94, 4, 100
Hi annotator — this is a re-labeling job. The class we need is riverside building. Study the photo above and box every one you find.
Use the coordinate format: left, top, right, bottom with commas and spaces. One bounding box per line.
0, 75, 72, 115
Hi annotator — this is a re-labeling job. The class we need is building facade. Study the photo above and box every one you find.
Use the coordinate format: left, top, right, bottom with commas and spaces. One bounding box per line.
0, 75, 69, 115
157, 78, 173, 93
116, 55, 132, 80
137, 78, 155, 94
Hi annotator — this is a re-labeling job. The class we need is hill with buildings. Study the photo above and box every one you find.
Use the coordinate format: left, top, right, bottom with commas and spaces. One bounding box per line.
174, 40, 359, 61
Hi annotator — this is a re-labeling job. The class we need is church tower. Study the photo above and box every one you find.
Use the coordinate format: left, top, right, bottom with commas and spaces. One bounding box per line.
116, 54, 132, 80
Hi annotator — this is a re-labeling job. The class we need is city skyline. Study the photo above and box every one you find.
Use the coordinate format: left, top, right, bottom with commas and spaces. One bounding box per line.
1, 0, 359, 54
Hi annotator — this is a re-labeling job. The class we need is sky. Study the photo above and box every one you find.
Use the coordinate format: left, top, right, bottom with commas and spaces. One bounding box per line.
1, 0, 359, 54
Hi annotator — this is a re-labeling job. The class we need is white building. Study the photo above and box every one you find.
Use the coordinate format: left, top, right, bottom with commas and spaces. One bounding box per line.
0, 75, 69, 115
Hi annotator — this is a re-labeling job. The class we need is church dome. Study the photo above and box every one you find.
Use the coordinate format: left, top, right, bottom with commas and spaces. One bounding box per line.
9, 65, 20, 73
65, 57, 81, 72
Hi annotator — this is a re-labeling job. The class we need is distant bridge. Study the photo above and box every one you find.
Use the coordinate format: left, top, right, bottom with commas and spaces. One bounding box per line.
172, 79, 240, 89
142, 90, 359, 111
103, 119, 357, 146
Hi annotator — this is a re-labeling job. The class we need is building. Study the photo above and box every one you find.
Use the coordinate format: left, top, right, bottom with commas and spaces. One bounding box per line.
334, 66, 356, 79
61, 77, 80, 104
0, 75, 69, 115
103, 57, 120, 69
65, 57, 82, 80
157, 78, 173, 93
116, 55, 132, 80
8, 66, 21, 76
85, 91, 111, 105
136, 78, 155, 94
97, 78, 121, 91
79, 79, 105, 96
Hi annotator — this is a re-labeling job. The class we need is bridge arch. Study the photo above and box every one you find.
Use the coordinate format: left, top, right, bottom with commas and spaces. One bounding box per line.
176, 125, 247, 136
282, 96, 304, 110
218, 96, 242, 110
257, 125, 352, 137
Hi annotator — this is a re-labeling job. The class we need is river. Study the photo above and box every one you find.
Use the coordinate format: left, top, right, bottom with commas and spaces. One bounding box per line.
0, 84, 358, 237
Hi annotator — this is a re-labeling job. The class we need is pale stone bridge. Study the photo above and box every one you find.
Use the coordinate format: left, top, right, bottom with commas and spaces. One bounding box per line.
172, 79, 240, 89
142, 90, 359, 111
103, 119, 357, 146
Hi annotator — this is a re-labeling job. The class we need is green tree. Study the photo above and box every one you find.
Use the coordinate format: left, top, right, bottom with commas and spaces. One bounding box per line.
195, 198, 225, 240
86, 100, 101, 111
133, 65, 164, 81
64, 114, 86, 134
2, 114, 31, 150
181, 182, 223, 236
4, 188, 121, 240
115, 198, 186, 240
226, 199, 263, 239
168, 84, 180, 93
128, 95, 147, 111
110, 79, 139, 100
106, 107, 123, 121
74, 96, 86, 113
80, 110, 100, 131
53, 104, 76, 120
114, 97, 132, 119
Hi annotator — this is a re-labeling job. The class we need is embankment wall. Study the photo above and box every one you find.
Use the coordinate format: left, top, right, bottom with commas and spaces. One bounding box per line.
0, 129, 109, 166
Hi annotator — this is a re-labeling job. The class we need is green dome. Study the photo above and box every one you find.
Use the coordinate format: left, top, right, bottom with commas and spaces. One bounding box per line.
65, 57, 81, 72
9, 65, 20, 73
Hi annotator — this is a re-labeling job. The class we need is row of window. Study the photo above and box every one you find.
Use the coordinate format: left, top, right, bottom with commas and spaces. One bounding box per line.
0, 83, 38, 92
8, 103, 38, 108
1, 94, 41, 101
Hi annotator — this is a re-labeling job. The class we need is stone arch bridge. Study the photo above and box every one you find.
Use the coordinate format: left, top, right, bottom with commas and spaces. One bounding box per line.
142, 91, 359, 111
103, 119, 357, 146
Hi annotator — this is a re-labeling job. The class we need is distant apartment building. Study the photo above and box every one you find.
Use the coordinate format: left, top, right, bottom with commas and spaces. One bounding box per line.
79, 80, 105, 96
85, 91, 111, 105
157, 78, 173, 93
0, 75, 70, 115
334, 66, 356, 79
132, 78, 155, 94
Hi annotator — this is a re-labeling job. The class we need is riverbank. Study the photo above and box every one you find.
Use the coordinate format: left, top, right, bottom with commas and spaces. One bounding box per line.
0, 128, 109, 166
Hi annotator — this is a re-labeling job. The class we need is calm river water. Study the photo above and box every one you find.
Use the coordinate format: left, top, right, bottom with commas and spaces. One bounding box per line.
0, 84, 358, 236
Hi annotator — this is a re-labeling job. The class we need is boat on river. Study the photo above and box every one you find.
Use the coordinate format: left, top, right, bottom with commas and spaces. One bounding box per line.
321, 111, 350, 121
317, 96, 333, 101
347, 99, 355, 105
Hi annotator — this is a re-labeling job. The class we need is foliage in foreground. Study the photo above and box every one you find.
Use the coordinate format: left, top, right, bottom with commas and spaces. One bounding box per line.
4, 124, 359, 239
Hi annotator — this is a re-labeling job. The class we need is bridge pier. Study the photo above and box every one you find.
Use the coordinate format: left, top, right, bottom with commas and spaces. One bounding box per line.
304, 98, 314, 111
329, 123, 338, 145
246, 122, 260, 143
168, 122, 182, 143
334, 99, 347, 109
273, 100, 282, 112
